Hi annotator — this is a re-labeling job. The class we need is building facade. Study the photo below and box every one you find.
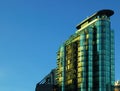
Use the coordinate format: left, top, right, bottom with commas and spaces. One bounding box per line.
56, 9, 115, 91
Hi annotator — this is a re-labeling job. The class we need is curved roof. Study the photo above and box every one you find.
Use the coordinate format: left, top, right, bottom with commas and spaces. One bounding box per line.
96, 9, 114, 17
76, 9, 114, 29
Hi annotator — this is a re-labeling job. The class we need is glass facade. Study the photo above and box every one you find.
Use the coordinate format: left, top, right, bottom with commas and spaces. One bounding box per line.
56, 10, 114, 91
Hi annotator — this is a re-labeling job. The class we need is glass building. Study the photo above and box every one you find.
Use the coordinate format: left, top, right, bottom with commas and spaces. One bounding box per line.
56, 9, 115, 91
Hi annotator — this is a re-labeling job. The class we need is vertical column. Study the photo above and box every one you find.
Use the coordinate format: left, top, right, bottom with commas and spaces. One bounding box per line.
88, 27, 93, 91
60, 44, 66, 91
80, 33, 86, 91
96, 20, 102, 91
104, 20, 111, 91
99, 18, 112, 91
110, 30, 115, 90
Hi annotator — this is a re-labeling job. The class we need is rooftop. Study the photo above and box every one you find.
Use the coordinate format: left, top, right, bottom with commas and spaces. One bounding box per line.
76, 9, 114, 29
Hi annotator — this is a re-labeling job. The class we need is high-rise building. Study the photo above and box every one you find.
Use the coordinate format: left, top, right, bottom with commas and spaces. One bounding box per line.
56, 9, 115, 91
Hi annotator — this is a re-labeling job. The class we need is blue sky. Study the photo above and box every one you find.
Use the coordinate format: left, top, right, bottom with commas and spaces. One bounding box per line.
0, 0, 119, 91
